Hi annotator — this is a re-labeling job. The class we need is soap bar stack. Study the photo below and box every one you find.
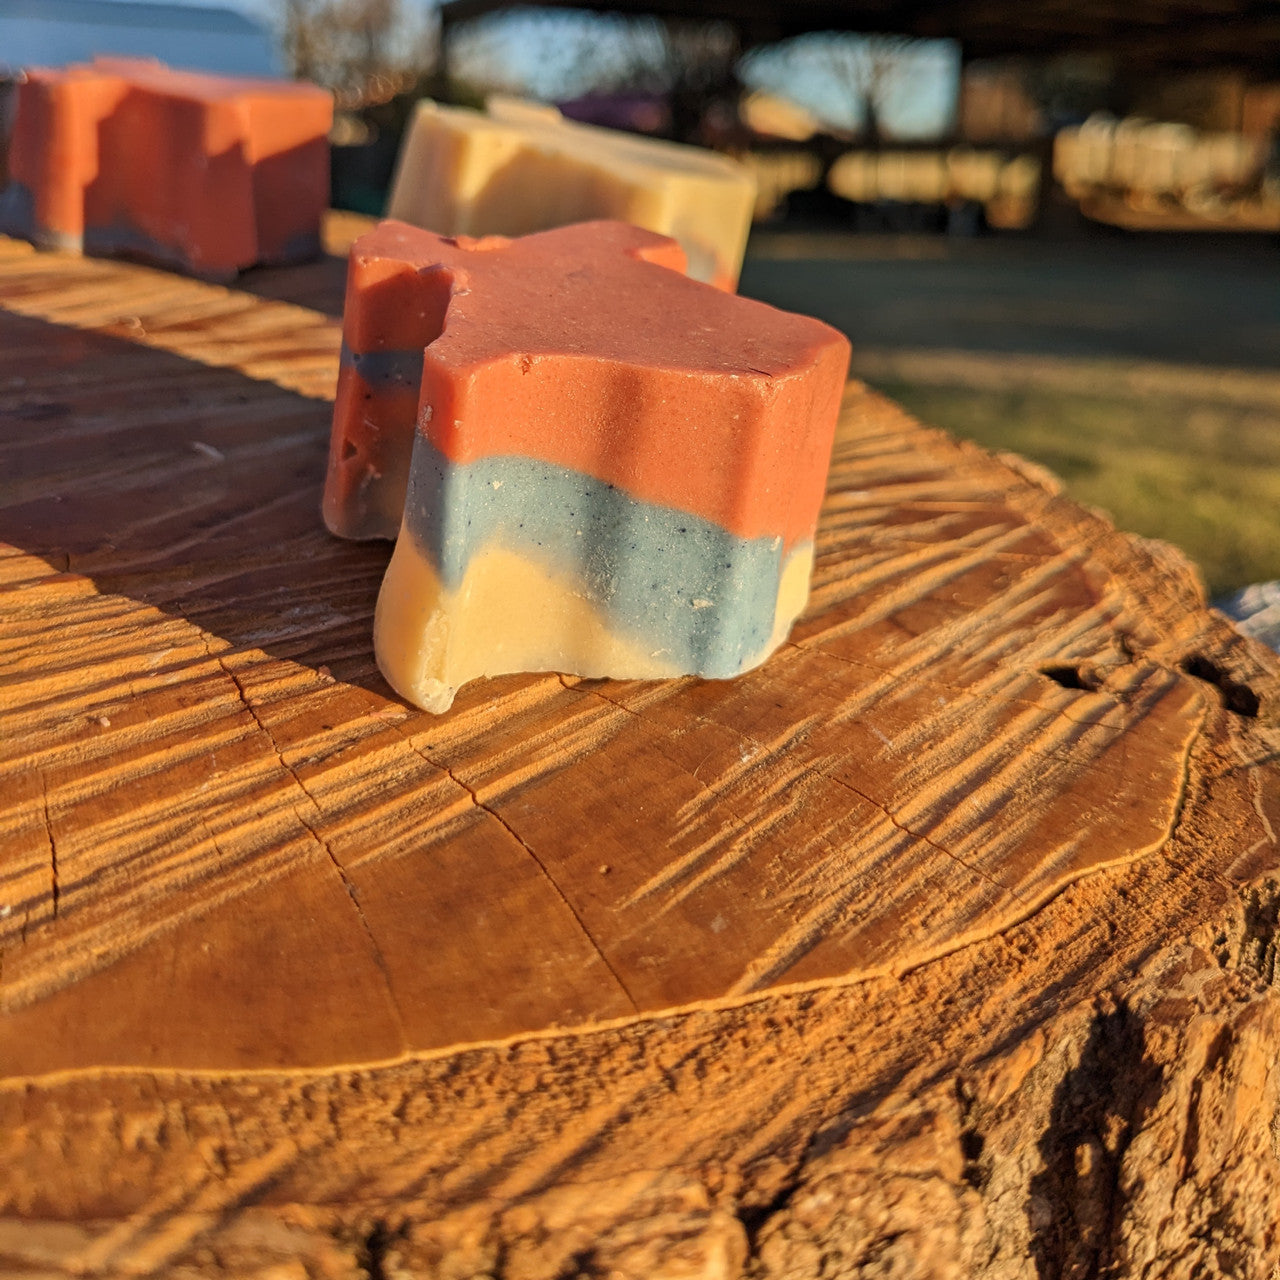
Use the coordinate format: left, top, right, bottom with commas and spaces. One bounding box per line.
324, 219, 849, 713
387, 98, 756, 291
0, 58, 332, 279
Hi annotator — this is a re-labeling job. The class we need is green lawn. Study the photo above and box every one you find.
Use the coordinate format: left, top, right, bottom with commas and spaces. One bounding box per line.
863, 368, 1280, 598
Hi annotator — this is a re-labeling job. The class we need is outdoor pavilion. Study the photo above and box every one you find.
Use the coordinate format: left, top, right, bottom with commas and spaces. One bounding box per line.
437, 0, 1280, 76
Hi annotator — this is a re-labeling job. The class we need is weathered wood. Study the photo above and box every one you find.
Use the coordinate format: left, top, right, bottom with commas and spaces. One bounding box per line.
1, 217, 1278, 1279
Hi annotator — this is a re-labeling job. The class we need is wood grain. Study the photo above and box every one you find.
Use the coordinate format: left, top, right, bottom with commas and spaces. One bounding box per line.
1, 217, 1279, 1278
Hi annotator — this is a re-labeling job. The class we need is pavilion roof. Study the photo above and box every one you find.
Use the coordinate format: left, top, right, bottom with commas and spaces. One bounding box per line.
439, 0, 1280, 72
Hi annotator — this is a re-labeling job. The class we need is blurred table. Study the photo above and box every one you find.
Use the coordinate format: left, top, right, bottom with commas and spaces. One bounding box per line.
1, 216, 1279, 1278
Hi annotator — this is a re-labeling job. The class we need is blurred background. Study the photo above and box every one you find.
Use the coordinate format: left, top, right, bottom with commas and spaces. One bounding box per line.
2, 0, 1278, 622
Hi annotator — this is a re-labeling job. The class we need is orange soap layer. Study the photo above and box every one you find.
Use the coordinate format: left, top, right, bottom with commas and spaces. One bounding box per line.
328, 220, 850, 546
3, 58, 331, 277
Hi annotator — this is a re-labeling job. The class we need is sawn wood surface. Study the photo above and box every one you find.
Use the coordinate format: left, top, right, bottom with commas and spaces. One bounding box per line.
1, 215, 1279, 1279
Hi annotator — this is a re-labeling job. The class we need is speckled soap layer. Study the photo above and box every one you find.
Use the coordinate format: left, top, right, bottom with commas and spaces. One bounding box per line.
403, 441, 799, 676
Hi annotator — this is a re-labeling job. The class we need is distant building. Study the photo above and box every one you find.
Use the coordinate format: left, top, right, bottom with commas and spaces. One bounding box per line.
740, 91, 823, 143
1242, 82, 1280, 141
0, 0, 279, 77
959, 64, 1043, 144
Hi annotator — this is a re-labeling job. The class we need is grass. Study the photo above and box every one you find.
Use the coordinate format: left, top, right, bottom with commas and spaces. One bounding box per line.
861, 363, 1280, 598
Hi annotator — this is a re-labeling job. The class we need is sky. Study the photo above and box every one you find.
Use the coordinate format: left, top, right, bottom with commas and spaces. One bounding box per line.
742, 33, 959, 138
89, 0, 960, 138
447, 9, 960, 137
150, 0, 276, 12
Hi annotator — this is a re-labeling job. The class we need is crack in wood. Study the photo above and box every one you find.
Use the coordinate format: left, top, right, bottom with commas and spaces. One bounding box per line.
562, 670, 1016, 908
355, 1218, 405, 1280
1251, 768, 1278, 848
789, 617, 1152, 739
826, 769, 1020, 901
1027, 995, 1160, 1280
213, 651, 409, 1047
892, 694, 1206, 995
389, 720, 641, 1015
954, 1076, 991, 1192
40, 770, 60, 921
557, 658, 1206, 998
1180, 652, 1262, 719
555, 678, 833, 916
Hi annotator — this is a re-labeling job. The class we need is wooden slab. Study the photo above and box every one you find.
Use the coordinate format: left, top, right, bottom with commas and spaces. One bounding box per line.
2, 218, 1279, 1278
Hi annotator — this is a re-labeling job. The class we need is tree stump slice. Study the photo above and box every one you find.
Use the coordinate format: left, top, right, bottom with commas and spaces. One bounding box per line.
1, 218, 1279, 1280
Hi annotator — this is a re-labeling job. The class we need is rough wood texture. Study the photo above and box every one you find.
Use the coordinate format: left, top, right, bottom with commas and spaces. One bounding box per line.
1, 217, 1279, 1279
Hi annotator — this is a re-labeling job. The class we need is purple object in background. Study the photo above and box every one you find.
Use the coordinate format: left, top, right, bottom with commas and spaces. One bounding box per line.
556, 91, 672, 136
0, 78, 16, 188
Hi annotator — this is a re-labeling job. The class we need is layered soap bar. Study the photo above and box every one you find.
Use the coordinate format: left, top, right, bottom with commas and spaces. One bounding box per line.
324, 219, 849, 713
0, 58, 331, 279
387, 98, 756, 291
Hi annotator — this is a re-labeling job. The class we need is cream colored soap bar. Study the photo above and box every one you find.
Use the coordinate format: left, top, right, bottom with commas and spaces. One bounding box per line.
386, 97, 756, 290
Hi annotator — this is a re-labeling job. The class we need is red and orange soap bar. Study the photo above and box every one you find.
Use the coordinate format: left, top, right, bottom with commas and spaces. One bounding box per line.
0, 58, 332, 279
323, 219, 850, 712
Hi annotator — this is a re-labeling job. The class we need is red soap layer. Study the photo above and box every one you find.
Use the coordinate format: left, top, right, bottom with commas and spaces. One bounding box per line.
331, 220, 850, 546
7, 58, 331, 276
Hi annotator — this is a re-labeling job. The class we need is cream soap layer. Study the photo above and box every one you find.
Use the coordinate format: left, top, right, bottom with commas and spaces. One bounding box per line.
376, 538, 679, 713
376, 532, 812, 714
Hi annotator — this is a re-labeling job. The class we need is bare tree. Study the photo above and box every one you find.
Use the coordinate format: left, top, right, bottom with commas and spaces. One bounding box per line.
816, 33, 915, 144
624, 17, 741, 143
741, 31, 941, 144
280, 0, 328, 85
444, 10, 739, 144
347, 0, 398, 90
446, 10, 608, 100
280, 0, 434, 101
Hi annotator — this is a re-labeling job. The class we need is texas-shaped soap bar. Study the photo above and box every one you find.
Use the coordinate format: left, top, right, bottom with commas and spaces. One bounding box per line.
323, 219, 850, 713
0, 58, 331, 279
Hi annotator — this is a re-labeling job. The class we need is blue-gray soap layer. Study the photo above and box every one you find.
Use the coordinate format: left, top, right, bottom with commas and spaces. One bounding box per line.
83, 219, 214, 276
403, 441, 792, 677
0, 182, 81, 251
340, 343, 424, 391
0, 183, 36, 240
257, 228, 323, 268
0, 188, 317, 278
